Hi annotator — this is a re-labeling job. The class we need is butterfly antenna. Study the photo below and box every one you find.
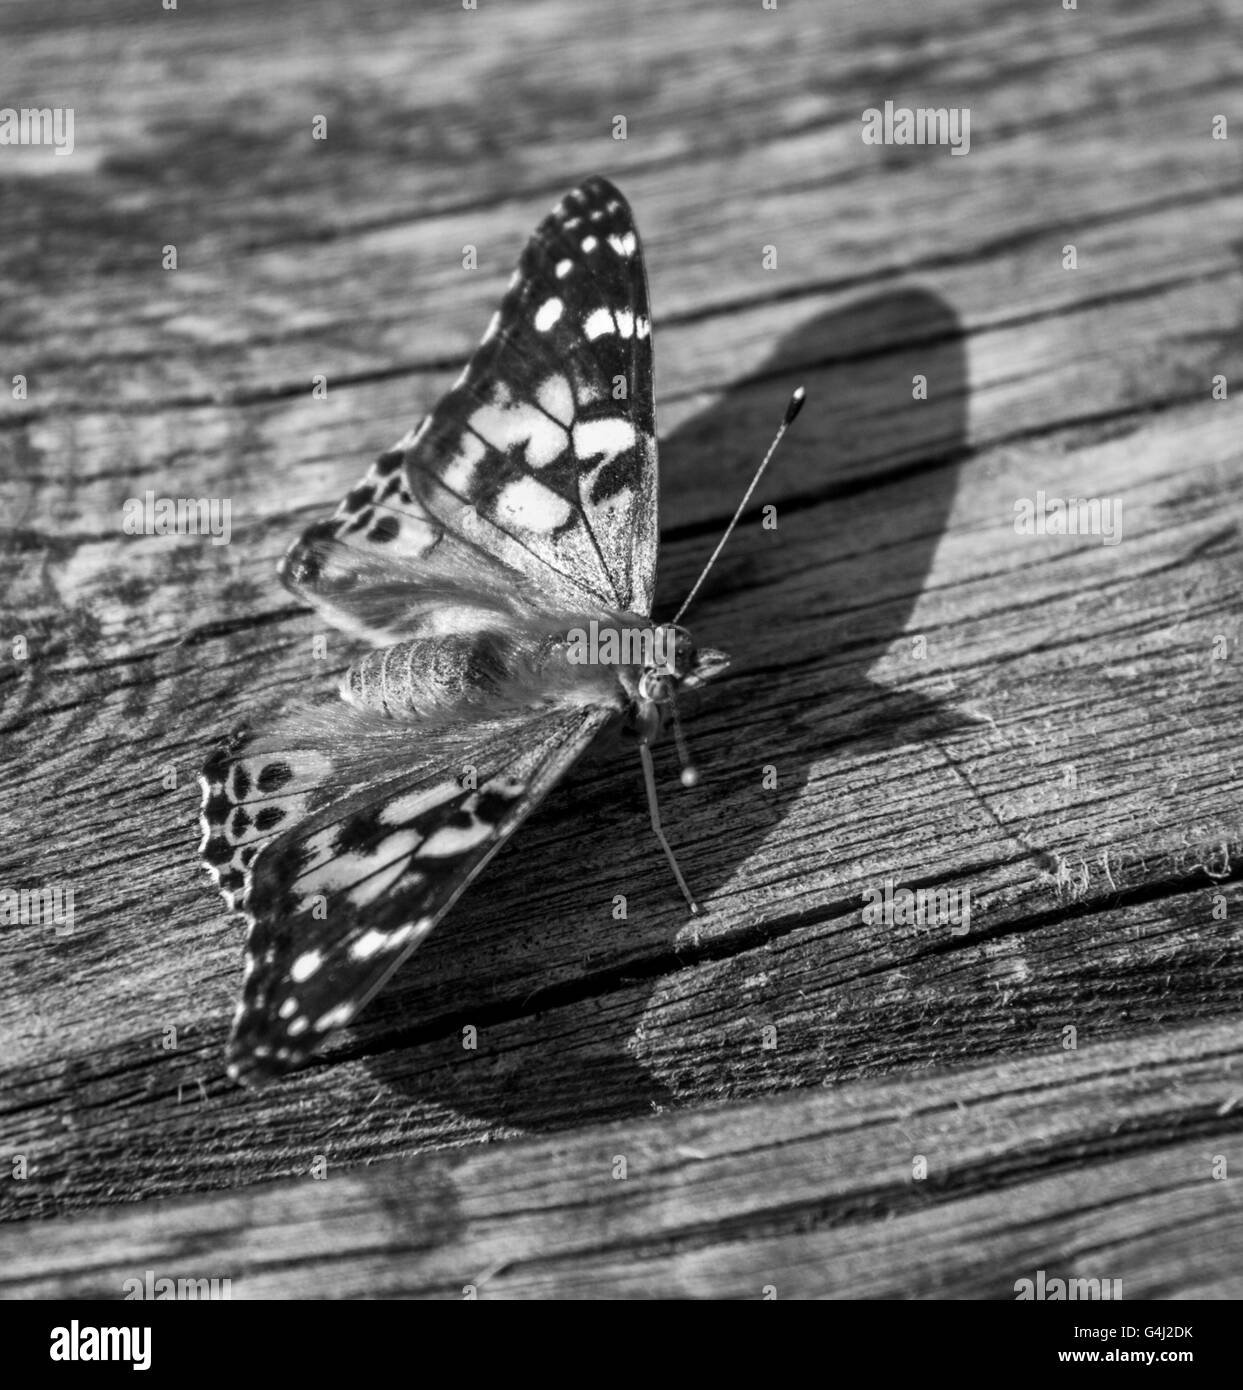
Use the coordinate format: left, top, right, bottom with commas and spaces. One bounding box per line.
671, 387, 806, 626
639, 743, 699, 914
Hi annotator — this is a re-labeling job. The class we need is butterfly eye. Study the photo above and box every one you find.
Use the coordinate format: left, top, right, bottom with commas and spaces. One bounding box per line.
652, 623, 695, 677
639, 671, 675, 702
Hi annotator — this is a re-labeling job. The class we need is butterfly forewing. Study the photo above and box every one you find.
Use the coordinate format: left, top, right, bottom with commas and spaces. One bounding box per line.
281, 175, 659, 644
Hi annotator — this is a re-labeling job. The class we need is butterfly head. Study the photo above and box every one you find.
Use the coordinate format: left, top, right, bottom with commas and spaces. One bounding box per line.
631, 623, 729, 767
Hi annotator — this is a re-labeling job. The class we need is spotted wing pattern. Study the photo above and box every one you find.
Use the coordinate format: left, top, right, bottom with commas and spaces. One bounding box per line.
280, 175, 660, 644
201, 703, 612, 1083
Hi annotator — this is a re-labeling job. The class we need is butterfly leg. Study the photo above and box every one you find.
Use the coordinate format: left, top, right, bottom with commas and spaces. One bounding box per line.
637, 742, 699, 914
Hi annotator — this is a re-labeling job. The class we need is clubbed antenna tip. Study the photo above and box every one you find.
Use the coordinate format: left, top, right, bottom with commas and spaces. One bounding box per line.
671, 386, 808, 626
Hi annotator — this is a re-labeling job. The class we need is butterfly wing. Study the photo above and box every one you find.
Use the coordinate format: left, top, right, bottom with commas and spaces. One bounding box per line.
200, 702, 613, 1084
280, 175, 659, 643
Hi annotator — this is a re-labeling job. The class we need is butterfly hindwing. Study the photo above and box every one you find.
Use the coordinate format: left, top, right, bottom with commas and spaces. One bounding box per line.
200, 700, 484, 912
280, 175, 659, 642
204, 703, 612, 1083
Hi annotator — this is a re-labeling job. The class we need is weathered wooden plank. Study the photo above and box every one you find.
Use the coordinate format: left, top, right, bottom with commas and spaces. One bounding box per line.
3, 301, 1242, 1212
1, 0, 1239, 414
3, 873, 1239, 1216
1, 0, 1241, 1305
2, 1019, 1239, 1298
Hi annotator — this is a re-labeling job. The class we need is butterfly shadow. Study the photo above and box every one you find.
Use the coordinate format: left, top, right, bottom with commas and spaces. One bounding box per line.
364, 286, 976, 1131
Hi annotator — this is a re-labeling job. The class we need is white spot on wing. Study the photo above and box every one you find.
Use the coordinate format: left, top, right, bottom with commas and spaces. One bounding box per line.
495, 477, 572, 533
584, 308, 614, 340
555, 258, 573, 278
350, 928, 390, 961
348, 917, 431, 963
297, 828, 418, 903
572, 417, 637, 465
421, 818, 494, 857
526, 418, 566, 468
581, 235, 598, 252
469, 389, 566, 468
314, 1002, 356, 1032
380, 781, 459, 826
615, 309, 634, 339
534, 298, 563, 332
537, 373, 575, 426
346, 843, 419, 907
291, 950, 323, 983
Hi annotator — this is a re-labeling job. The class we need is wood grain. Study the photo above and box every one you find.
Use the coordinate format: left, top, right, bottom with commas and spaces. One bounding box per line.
3, 1019, 1240, 1298
1, 0, 1241, 1295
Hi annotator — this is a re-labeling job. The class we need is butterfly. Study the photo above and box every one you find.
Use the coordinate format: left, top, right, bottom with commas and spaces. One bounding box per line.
199, 176, 802, 1085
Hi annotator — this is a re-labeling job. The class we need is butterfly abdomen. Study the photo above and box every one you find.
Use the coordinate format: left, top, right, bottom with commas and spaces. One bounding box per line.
340, 628, 630, 721
340, 634, 507, 718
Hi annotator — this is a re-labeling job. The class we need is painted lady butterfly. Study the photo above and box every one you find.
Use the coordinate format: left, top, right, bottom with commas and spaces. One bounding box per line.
199, 177, 802, 1084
